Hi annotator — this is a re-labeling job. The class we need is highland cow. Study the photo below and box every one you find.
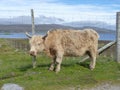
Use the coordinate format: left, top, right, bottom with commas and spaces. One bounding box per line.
26, 29, 99, 72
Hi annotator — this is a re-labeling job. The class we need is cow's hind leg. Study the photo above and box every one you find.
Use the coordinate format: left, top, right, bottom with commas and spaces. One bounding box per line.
88, 49, 97, 70
90, 55, 96, 70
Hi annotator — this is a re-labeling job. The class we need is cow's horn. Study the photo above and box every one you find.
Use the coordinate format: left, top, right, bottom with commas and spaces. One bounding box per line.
25, 32, 32, 38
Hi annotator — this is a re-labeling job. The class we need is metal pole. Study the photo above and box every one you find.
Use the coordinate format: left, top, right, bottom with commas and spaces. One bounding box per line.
31, 9, 35, 35
116, 12, 120, 63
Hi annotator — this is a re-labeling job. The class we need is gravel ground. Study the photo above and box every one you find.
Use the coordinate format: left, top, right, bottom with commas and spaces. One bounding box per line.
65, 83, 120, 90
87, 83, 120, 90
1, 83, 120, 90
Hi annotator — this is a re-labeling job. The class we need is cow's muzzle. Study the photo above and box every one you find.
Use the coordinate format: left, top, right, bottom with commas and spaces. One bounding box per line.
29, 51, 36, 56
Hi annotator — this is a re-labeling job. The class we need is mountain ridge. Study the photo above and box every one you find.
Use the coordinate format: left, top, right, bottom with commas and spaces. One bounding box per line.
0, 24, 115, 34
0, 15, 115, 31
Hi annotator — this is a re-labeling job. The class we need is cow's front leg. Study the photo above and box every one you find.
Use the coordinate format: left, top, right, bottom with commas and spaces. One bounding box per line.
55, 52, 63, 73
49, 57, 56, 71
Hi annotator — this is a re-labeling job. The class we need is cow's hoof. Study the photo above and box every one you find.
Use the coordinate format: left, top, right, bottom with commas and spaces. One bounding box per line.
33, 66, 36, 69
90, 66, 94, 70
90, 68, 94, 70
55, 68, 60, 73
55, 70, 60, 73
49, 67, 54, 71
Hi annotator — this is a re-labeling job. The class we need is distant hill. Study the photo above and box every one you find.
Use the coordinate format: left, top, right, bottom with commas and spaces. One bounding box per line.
0, 24, 115, 34
0, 15, 115, 31
63, 21, 115, 30
0, 15, 64, 24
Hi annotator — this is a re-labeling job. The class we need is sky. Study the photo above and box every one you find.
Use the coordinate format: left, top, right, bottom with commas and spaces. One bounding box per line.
0, 0, 120, 24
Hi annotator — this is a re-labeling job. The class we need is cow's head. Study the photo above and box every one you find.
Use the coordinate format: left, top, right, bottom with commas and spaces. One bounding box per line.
26, 32, 45, 56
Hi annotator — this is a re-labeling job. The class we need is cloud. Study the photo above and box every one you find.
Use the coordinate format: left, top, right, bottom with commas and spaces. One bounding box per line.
0, 0, 119, 25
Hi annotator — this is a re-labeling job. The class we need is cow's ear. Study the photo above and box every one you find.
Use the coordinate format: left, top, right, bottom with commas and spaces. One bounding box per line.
25, 32, 32, 38
42, 31, 49, 40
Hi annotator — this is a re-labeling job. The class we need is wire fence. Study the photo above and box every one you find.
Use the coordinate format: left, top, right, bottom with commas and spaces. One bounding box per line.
4, 38, 116, 59
6, 39, 29, 51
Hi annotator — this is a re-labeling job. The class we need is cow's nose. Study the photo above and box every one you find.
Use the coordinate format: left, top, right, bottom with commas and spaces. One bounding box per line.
29, 51, 35, 56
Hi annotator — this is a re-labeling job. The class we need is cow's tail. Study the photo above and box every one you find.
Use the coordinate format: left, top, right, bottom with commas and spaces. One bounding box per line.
91, 29, 99, 39
95, 32, 99, 39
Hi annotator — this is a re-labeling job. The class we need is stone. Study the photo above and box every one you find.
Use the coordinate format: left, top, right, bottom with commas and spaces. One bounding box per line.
1, 83, 24, 90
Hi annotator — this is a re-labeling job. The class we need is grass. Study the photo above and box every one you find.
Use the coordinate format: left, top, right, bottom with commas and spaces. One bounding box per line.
0, 39, 120, 90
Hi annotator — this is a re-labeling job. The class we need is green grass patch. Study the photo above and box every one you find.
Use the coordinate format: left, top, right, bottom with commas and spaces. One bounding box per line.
0, 39, 120, 90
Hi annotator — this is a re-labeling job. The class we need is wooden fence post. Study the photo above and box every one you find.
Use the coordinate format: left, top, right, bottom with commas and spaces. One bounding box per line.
116, 12, 120, 63
31, 9, 37, 68
31, 9, 35, 35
